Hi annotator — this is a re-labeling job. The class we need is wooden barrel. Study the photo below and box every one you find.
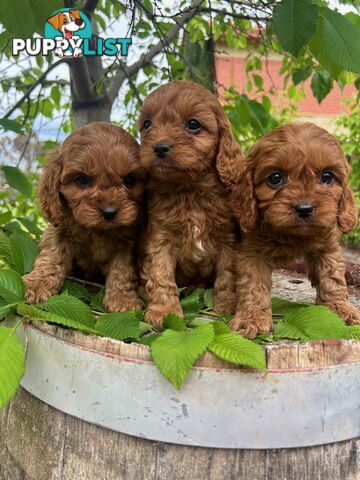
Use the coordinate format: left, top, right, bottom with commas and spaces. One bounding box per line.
0, 320, 360, 480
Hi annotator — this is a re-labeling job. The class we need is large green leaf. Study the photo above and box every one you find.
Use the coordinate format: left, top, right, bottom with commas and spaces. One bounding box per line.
0, 269, 24, 304
310, 70, 333, 103
0, 326, 25, 408
9, 232, 38, 275
274, 305, 350, 340
180, 289, 202, 321
273, 0, 318, 56
95, 311, 140, 340
17, 303, 99, 334
1, 166, 32, 198
163, 312, 185, 332
0, 119, 24, 135
28, 0, 64, 33
271, 297, 311, 316
0, 232, 14, 267
309, 7, 360, 75
61, 280, 92, 303
209, 322, 266, 370
38, 293, 95, 328
151, 324, 214, 389
0, 0, 35, 38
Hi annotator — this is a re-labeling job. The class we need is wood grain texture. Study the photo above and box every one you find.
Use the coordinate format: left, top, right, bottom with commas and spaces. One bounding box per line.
1, 322, 359, 480
0, 388, 359, 480
32, 321, 360, 369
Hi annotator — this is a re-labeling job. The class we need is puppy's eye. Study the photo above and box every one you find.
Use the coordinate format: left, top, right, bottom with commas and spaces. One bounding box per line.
123, 174, 136, 188
267, 172, 284, 188
142, 119, 151, 130
186, 119, 202, 132
76, 174, 91, 187
63, 17, 69, 24
320, 171, 334, 185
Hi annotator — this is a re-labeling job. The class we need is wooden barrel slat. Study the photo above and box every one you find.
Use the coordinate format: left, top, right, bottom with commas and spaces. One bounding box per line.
1, 319, 360, 480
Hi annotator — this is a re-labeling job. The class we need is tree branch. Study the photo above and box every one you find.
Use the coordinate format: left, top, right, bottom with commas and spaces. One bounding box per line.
3, 59, 66, 120
107, 0, 203, 103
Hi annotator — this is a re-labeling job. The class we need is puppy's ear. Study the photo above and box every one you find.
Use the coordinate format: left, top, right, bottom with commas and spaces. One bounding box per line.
38, 149, 65, 227
47, 13, 62, 31
215, 110, 244, 185
230, 162, 258, 233
338, 184, 358, 233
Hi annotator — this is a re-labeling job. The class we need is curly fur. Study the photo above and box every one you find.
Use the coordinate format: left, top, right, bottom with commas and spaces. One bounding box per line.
225, 122, 360, 338
137, 80, 242, 326
23, 122, 146, 311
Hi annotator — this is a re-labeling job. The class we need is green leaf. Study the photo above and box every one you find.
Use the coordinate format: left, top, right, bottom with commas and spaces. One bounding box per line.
180, 289, 202, 321
203, 289, 214, 309
0, 303, 17, 320
17, 303, 99, 334
95, 311, 139, 340
0, 326, 25, 408
271, 297, 311, 316
28, 0, 64, 32
61, 280, 92, 303
292, 66, 312, 85
0, 269, 24, 304
138, 333, 161, 346
0, 118, 24, 134
0, 0, 36, 37
17, 218, 42, 239
0, 232, 14, 267
38, 293, 95, 328
273, 0, 318, 56
9, 232, 38, 275
274, 305, 350, 340
1, 166, 32, 198
309, 7, 360, 75
139, 321, 153, 336
0, 212, 12, 226
310, 70, 333, 103
209, 323, 266, 370
151, 324, 214, 389
90, 289, 106, 312
163, 312, 185, 331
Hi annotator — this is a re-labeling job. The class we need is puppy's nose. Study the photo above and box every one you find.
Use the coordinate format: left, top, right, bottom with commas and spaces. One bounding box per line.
294, 203, 314, 217
154, 143, 171, 159
75, 19, 84, 26
100, 207, 118, 220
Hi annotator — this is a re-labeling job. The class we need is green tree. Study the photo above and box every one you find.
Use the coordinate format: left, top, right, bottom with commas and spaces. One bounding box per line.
0, 0, 358, 142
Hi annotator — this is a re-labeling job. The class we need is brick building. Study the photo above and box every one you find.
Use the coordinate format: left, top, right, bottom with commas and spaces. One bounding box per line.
215, 44, 357, 132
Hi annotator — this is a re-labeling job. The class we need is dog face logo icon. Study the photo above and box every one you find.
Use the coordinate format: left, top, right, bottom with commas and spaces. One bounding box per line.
45, 8, 91, 58
47, 10, 85, 41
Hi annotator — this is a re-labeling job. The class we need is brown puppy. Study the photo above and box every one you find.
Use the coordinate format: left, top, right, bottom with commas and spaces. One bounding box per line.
226, 122, 360, 338
23, 122, 146, 312
137, 80, 242, 326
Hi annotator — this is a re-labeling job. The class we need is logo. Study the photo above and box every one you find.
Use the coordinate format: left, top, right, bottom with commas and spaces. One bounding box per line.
12, 8, 132, 57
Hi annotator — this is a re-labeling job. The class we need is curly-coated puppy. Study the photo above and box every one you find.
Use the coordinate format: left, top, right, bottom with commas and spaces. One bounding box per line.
23, 122, 146, 311
225, 122, 359, 338
137, 80, 242, 326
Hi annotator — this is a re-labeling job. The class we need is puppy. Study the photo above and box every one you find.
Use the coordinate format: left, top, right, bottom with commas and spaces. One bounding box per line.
226, 122, 360, 338
23, 122, 146, 312
137, 80, 242, 326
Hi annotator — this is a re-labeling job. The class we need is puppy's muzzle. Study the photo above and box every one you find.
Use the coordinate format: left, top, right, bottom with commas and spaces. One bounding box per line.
100, 207, 118, 221
75, 19, 84, 26
154, 143, 171, 159
294, 203, 314, 218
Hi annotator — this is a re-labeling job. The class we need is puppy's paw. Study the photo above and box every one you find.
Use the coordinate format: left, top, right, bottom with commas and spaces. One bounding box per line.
229, 311, 273, 339
104, 292, 144, 312
145, 302, 184, 328
326, 301, 360, 325
214, 292, 235, 314
23, 274, 58, 304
